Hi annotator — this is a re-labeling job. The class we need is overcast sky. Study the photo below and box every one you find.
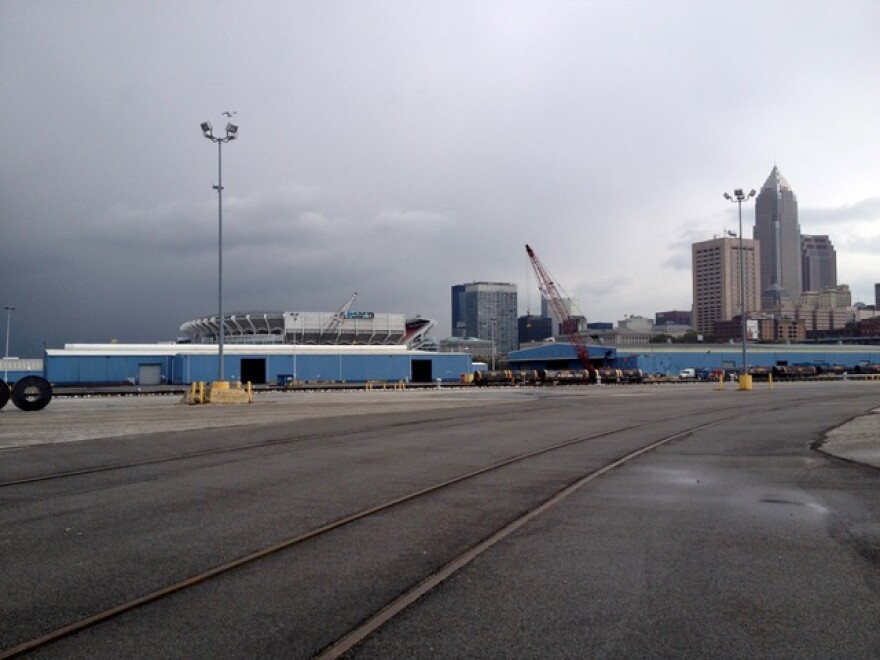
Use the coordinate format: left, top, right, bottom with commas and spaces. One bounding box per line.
2, 1, 879, 357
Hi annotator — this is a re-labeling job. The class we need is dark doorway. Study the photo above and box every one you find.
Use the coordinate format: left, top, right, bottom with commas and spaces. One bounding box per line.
411, 359, 432, 383
240, 358, 267, 384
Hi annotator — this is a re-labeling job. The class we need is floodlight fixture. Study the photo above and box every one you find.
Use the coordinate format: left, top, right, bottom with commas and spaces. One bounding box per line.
748, 189, 756, 198
225, 123, 238, 138
201, 121, 213, 138
723, 193, 732, 200
734, 188, 744, 199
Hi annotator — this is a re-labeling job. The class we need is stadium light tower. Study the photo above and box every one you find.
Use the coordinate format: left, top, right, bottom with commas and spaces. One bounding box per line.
723, 188, 756, 381
201, 119, 238, 382
3, 306, 13, 382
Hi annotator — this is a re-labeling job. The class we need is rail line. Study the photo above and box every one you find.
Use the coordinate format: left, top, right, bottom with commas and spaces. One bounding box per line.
0, 387, 841, 492
0, 408, 746, 658
0, 404, 542, 490
0, 394, 746, 493
317, 418, 729, 659
0, 389, 860, 658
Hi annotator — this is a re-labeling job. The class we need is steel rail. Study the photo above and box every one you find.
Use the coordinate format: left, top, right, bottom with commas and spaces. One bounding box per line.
316, 417, 730, 659
0, 411, 723, 659
0, 407, 518, 490
0, 390, 847, 658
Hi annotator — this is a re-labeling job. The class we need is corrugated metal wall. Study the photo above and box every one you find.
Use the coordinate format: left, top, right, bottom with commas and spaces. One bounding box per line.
46, 355, 173, 385
45, 352, 471, 385
627, 348, 880, 376
0, 358, 43, 384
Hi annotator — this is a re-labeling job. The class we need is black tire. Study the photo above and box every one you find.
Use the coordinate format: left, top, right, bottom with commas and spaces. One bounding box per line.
11, 376, 53, 412
0, 379, 9, 410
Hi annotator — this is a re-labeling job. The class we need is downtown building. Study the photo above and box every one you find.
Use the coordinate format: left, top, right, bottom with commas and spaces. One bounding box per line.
754, 166, 802, 308
795, 285, 851, 334
451, 284, 467, 338
451, 282, 518, 357
692, 236, 761, 336
518, 314, 553, 344
801, 234, 837, 292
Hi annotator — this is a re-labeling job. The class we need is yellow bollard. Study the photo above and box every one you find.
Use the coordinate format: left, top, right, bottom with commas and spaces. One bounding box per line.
768, 372, 774, 390
738, 374, 753, 391
184, 381, 207, 405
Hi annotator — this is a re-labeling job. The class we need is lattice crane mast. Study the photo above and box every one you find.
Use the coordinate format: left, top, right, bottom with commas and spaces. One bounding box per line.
325, 291, 358, 336
525, 244, 594, 372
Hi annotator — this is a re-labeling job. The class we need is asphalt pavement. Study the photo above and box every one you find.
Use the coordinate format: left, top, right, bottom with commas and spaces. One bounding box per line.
1, 382, 878, 658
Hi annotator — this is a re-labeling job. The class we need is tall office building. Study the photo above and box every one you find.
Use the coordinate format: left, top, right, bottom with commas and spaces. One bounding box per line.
801, 235, 837, 292
456, 282, 518, 356
451, 284, 467, 338
754, 165, 802, 308
692, 236, 761, 336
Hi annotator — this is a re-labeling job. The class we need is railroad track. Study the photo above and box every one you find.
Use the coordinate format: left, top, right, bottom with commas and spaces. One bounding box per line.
0, 391, 858, 658
0, 407, 517, 491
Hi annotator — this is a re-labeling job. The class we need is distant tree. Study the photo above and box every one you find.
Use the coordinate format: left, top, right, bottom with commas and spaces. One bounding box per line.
650, 334, 673, 344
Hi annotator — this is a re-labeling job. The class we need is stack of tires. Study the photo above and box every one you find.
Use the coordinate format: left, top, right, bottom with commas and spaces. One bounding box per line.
0, 376, 53, 412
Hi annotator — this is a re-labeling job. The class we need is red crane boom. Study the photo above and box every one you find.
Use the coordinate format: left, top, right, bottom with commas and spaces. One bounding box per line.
525, 244, 594, 372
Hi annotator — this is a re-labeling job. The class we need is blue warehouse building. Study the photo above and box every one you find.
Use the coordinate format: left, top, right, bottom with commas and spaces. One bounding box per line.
45, 344, 472, 386
510, 342, 880, 375
507, 342, 618, 371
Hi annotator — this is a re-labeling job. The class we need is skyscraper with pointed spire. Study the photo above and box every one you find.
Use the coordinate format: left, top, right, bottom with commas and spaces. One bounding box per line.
753, 166, 802, 309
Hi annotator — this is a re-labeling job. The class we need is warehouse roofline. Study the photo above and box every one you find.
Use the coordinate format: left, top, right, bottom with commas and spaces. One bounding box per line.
49, 343, 415, 357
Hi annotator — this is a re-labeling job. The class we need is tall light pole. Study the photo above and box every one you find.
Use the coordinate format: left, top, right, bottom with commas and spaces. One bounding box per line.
3, 306, 13, 358
490, 318, 497, 371
3, 306, 13, 382
723, 188, 756, 378
201, 119, 238, 382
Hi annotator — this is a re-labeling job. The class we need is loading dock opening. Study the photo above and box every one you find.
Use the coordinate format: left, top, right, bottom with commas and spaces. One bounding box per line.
138, 364, 162, 386
411, 359, 432, 383
240, 358, 267, 384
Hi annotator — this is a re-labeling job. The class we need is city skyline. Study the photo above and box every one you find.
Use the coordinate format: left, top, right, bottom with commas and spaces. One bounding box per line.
2, 2, 879, 358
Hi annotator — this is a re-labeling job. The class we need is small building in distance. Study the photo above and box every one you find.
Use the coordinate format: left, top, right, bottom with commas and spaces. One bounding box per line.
714, 316, 807, 343
655, 310, 692, 326
518, 315, 553, 345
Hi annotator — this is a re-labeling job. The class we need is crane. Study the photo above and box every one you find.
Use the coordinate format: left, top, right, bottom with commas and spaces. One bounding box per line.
324, 292, 358, 337
525, 244, 595, 373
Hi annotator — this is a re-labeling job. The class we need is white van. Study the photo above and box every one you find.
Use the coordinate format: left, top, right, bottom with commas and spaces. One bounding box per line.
678, 368, 696, 379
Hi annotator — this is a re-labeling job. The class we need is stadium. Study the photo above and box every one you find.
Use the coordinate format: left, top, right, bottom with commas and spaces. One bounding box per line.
179, 310, 436, 348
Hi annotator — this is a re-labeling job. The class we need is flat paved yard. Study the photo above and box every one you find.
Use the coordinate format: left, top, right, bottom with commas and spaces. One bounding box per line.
1, 382, 878, 658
